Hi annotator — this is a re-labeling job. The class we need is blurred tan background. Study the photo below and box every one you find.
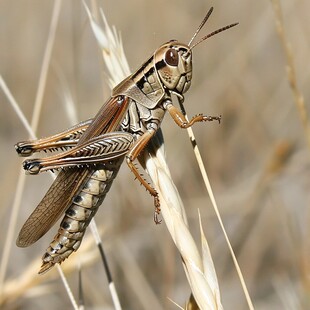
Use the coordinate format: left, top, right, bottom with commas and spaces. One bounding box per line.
0, 0, 309, 309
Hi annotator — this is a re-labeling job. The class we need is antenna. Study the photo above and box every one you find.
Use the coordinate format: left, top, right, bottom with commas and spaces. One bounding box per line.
190, 22, 239, 50
188, 7, 238, 50
188, 7, 214, 47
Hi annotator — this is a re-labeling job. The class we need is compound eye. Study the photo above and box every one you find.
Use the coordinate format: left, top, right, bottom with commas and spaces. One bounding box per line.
165, 48, 179, 66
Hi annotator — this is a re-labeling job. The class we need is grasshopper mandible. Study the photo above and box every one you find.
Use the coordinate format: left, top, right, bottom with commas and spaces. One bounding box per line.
15, 7, 238, 274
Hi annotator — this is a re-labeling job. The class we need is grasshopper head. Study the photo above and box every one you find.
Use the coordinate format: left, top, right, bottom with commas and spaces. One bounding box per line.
155, 8, 238, 100
155, 41, 192, 97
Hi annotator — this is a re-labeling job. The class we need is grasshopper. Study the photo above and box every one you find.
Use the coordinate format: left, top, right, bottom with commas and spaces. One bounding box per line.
15, 7, 237, 274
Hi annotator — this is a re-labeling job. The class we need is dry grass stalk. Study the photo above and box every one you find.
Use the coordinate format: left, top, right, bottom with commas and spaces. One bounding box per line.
0, 234, 98, 305
0, 1, 79, 308
271, 0, 310, 151
178, 113, 254, 310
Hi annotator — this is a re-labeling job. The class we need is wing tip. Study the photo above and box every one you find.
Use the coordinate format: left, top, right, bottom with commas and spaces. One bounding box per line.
16, 235, 33, 248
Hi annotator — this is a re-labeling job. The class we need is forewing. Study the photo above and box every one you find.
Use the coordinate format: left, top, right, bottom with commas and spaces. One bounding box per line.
17, 169, 90, 247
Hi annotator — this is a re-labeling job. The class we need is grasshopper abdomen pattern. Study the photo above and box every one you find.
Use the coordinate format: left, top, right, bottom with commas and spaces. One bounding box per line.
39, 161, 123, 273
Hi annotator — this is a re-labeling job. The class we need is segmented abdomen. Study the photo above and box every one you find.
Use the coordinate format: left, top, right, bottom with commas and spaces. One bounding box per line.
39, 160, 123, 274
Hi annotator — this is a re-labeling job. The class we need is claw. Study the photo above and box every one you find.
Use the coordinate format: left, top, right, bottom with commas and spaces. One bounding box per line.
203, 115, 221, 124
153, 195, 161, 224
154, 213, 162, 224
